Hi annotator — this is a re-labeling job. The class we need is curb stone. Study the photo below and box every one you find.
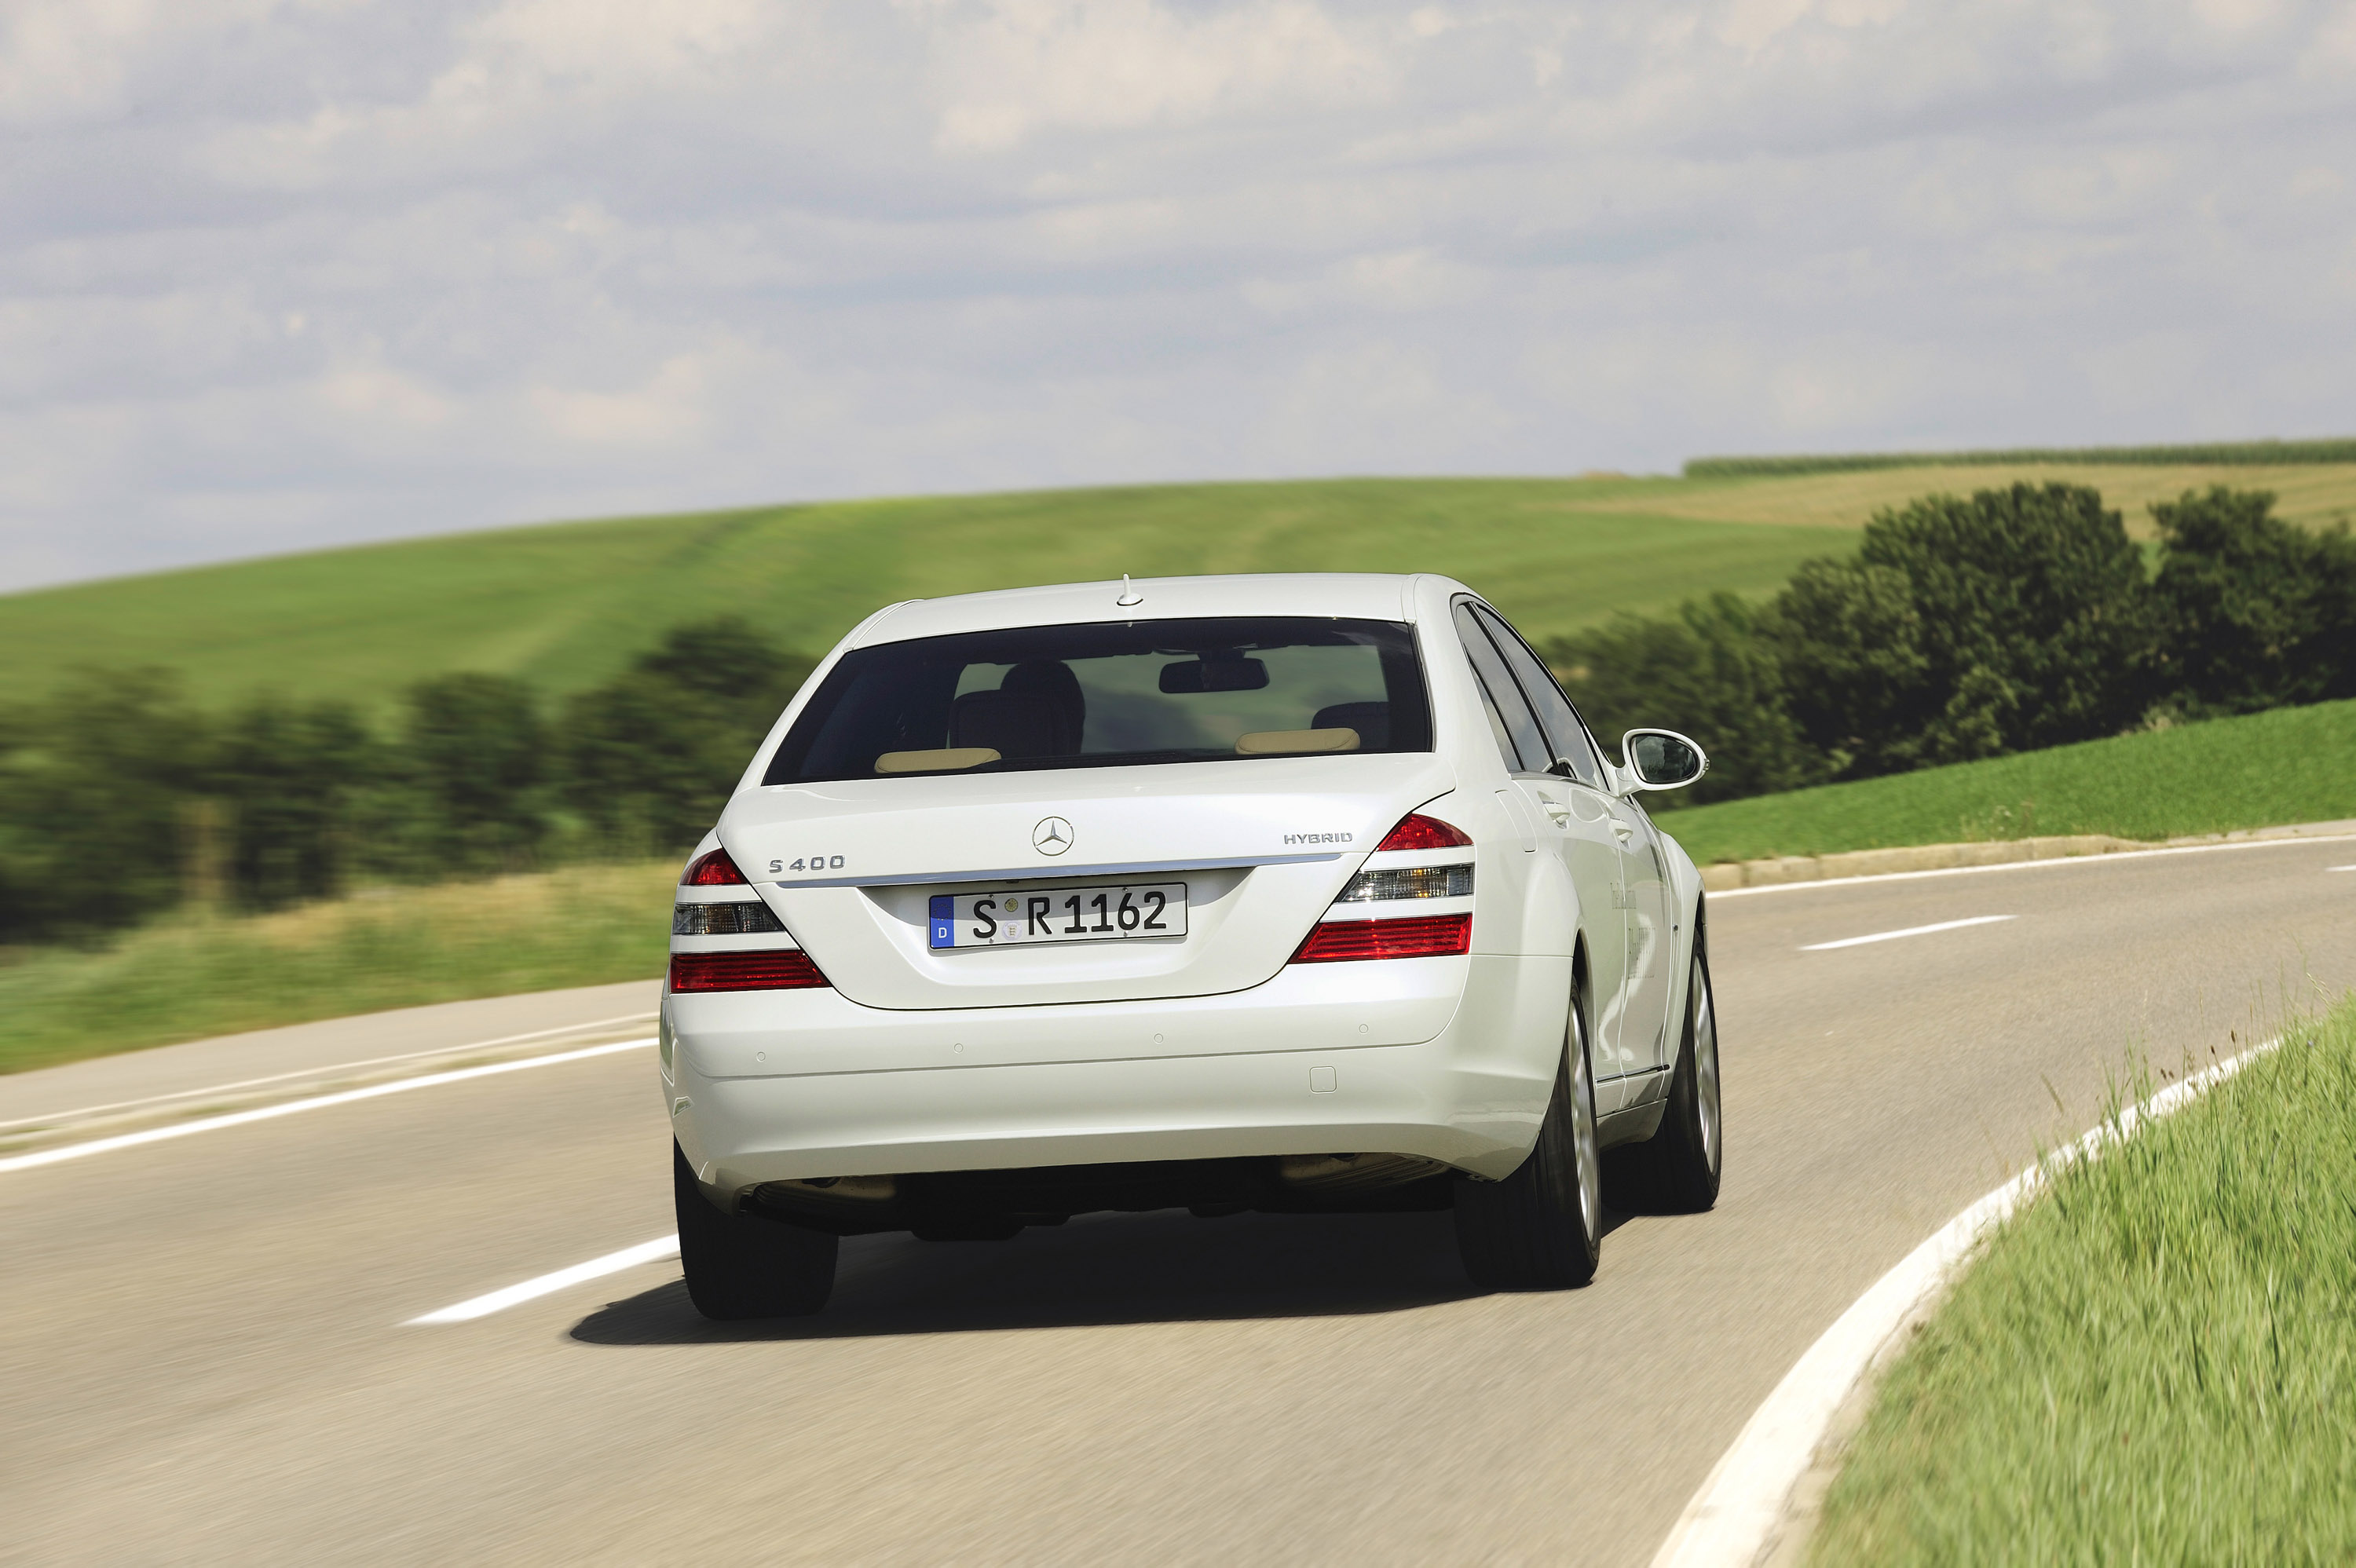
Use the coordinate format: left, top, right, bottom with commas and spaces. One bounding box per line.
1694, 817, 2356, 893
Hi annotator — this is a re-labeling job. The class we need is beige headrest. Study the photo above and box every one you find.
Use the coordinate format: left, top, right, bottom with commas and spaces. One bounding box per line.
874, 747, 1002, 774
1234, 728, 1360, 756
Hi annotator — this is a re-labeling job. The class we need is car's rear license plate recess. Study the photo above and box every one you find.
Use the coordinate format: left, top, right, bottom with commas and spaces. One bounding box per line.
928, 883, 1187, 949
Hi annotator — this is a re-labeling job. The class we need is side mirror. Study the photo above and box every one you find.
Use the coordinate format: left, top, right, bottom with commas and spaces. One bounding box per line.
1621, 728, 1707, 791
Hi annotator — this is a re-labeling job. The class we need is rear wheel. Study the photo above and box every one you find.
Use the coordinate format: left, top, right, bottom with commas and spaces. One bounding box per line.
1454, 989, 1604, 1289
674, 1143, 839, 1319
1619, 942, 1723, 1212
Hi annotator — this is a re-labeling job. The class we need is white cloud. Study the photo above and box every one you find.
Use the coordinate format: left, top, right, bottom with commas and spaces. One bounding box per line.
1, 0, 2352, 591
0, 0, 156, 126
931, 0, 1388, 152
2308, 2, 2356, 72
316, 354, 455, 429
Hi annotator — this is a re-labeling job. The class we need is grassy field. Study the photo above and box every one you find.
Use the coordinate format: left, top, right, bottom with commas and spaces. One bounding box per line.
1810, 995, 2356, 1565
0, 477, 1848, 712
8, 464, 2356, 714
0, 861, 675, 1075
1658, 698, 2356, 865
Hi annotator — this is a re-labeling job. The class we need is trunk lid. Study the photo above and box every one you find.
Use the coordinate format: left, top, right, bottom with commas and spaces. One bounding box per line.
719, 754, 1456, 1010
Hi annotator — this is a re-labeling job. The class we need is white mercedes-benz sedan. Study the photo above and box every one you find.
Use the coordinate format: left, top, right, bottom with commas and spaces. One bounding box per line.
661, 572, 1721, 1318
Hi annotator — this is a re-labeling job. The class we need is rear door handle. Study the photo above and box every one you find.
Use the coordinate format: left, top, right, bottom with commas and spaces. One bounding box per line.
1543, 802, 1571, 824
1610, 820, 1634, 841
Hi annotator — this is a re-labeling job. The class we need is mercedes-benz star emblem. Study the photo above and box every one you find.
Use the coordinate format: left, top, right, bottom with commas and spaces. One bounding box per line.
1032, 817, 1074, 856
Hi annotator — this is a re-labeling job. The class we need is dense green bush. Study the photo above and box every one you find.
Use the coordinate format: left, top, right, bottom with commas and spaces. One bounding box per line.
0, 669, 205, 941
0, 620, 814, 945
562, 617, 817, 854
2149, 486, 2356, 717
1773, 484, 2153, 775
1547, 594, 1823, 806
1553, 483, 2354, 804
400, 673, 550, 871
214, 693, 374, 910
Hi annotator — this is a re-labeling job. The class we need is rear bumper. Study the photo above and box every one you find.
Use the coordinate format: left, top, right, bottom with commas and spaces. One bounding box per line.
665, 954, 1569, 1193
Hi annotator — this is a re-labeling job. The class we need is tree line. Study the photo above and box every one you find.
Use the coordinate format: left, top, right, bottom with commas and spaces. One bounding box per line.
1550, 484, 2356, 806
1682, 437, 2356, 478
0, 619, 814, 945
6, 481, 2348, 945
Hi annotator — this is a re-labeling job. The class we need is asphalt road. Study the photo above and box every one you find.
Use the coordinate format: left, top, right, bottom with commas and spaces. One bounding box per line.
4, 839, 2351, 1566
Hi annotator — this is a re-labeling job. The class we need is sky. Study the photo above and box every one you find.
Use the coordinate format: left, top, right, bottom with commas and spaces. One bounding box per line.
2, 0, 2352, 593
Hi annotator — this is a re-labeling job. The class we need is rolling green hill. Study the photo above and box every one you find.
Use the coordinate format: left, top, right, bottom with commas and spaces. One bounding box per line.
7, 465, 2356, 713
3, 477, 1846, 711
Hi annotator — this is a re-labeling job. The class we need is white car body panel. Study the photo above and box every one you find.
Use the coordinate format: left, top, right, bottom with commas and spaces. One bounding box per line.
725, 752, 1459, 1009
664, 571, 1706, 1222
669, 953, 1572, 1188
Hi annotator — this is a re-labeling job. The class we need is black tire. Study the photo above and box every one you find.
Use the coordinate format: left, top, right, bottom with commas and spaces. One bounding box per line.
674, 1143, 839, 1320
1619, 942, 1723, 1213
1454, 989, 1604, 1289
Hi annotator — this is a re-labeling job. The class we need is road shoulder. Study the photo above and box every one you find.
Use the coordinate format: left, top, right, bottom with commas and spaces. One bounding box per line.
0, 979, 659, 1155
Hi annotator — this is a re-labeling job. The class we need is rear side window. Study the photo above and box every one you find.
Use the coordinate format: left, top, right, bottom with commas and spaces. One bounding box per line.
1452, 602, 1550, 774
1471, 604, 1605, 789
765, 616, 1432, 784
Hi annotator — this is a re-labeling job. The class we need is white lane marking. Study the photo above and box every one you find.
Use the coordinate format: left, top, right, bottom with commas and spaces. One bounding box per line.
1800, 915, 2013, 951
2329, 864, 2356, 872
1650, 1036, 2281, 1568
1714, 831, 2356, 898
0, 1039, 654, 1176
408, 1235, 680, 1324
0, 1011, 657, 1135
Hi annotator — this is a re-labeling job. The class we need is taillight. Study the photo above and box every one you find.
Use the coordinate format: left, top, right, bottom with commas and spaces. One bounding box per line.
682, 848, 748, 886
1375, 813, 1472, 851
671, 901, 786, 936
1334, 864, 1472, 902
1290, 913, 1471, 963
669, 951, 829, 992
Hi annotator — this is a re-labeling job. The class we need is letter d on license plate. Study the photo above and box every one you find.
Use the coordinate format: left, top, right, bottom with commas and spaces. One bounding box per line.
928, 883, 1187, 949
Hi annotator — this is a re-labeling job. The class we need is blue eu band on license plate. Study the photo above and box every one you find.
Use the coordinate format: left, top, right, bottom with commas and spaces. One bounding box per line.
928, 883, 1188, 949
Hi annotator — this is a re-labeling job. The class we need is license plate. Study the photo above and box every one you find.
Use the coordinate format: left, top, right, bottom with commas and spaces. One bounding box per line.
928, 883, 1187, 949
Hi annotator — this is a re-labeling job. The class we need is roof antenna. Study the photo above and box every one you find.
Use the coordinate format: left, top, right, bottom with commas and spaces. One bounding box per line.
1115, 573, 1143, 607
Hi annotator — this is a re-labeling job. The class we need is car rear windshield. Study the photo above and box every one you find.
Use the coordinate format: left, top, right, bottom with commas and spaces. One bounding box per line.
763, 616, 1432, 784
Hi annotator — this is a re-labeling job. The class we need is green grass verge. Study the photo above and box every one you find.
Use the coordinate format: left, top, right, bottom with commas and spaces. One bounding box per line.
1686, 436, 2356, 477
1810, 996, 2356, 1564
1657, 698, 2356, 866
0, 861, 675, 1075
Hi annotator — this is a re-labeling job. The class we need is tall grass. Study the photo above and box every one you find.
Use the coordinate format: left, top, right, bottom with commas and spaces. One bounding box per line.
1810, 998, 2356, 1564
1660, 697, 2356, 865
0, 861, 676, 1074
